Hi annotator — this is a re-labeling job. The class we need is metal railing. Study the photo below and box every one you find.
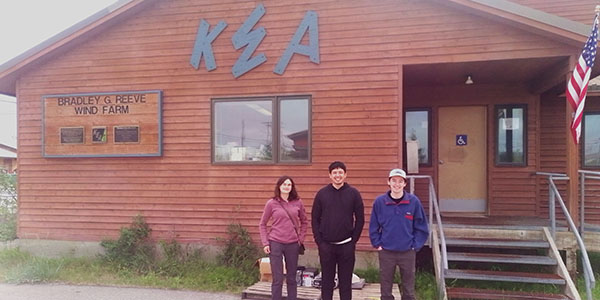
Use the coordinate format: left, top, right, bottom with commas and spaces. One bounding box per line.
406, 175, 448, 272
579, 170, 600, 236
536, 172, 596, 300
578, 170, 600, 300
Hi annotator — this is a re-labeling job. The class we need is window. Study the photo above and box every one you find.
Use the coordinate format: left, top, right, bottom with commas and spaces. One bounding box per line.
404, 109, 430, 165
213, 96, 310, 163
583, 113, 600, 168
495, 105, 526, 166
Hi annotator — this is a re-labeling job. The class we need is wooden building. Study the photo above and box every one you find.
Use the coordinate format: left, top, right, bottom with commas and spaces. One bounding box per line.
0, 0, 599, 257
0, 143, 17, 173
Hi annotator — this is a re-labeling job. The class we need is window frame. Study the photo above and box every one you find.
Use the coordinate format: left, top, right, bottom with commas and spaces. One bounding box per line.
404, 108, 432, 167
582, 112, 600, 169
211, 95, 312, 165
494, 104, 527, 167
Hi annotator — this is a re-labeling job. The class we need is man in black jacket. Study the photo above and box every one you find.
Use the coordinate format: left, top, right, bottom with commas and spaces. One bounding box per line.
312, 161, 365, 300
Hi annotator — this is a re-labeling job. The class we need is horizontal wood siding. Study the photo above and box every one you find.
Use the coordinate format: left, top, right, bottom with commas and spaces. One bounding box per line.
407, 168, 433, 215
15, 0, 580, 247
491, 95, 539, 216
538, 94, 568, 222
538, 95, 600, 225
582, 98, 600, 225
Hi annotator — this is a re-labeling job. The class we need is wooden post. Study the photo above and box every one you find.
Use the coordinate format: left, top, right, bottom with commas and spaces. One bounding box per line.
398, 64, 404, 168
565, 55, 580, 227
566, 247, 578, 280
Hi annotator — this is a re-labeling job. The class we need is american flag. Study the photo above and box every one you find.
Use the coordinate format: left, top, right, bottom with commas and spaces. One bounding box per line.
566, 14, 599, 144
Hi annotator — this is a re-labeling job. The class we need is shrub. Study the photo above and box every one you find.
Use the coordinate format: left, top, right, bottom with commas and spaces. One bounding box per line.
100, 214, 154, 273
100, 216, 260, 284
156, 239, 186, 277
217, 223, 260, 273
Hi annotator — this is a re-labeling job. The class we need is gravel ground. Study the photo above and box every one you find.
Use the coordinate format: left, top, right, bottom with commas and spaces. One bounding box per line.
0, 283, 241, 300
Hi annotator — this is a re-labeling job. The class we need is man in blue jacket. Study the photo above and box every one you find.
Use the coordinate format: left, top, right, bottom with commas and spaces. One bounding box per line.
369, 168, 429, 300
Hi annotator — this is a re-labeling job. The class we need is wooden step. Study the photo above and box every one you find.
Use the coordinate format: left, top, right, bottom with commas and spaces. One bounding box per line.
241, 281, 402, 300
447, 252, 557, 265
444, 269, 566, 285
446, 238, 549, 249
242, 281, 320, 300
447, 287, 572, 300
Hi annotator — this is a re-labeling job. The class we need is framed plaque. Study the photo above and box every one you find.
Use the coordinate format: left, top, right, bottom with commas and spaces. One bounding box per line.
42, 90, 162, 157
114, 126, 140, 144
60, 127, 84, 144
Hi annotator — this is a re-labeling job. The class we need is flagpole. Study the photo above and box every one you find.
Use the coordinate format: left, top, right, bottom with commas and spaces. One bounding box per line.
564, 6, 600, 236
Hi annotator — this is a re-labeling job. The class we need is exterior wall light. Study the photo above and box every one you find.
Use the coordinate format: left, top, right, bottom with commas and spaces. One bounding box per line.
465, 75, 474, 85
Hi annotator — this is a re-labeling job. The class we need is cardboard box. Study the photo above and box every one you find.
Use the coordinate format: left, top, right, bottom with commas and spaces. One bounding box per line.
260, 273, 273, 282
257, 257, 271, 282
256, 257, 287, 282
258, 257, 271, 273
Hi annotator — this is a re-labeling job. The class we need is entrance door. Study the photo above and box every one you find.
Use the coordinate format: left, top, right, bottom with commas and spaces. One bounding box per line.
438, 106, 487, 213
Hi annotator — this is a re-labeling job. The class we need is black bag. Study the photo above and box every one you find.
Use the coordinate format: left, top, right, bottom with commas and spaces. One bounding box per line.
299, 243, 306, 255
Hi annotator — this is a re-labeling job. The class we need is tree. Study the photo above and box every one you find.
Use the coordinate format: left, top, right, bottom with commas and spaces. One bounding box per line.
0, 171, 17, 240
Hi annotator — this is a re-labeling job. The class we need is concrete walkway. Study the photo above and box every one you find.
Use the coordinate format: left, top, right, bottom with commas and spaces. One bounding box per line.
0, 283, 240, 300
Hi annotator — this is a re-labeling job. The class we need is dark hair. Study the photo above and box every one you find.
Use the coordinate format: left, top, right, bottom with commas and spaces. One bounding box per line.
328, 161, 346, 173
274, 175, 299, 201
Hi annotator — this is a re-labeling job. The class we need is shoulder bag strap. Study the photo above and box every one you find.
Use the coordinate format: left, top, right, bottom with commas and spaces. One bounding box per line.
277, 199, 300, 239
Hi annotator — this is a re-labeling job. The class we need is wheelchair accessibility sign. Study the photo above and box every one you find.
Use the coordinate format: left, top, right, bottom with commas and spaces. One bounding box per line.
456, 135, 467, 146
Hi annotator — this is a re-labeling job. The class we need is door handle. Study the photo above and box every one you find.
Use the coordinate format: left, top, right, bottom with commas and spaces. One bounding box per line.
439, 160, 444, 165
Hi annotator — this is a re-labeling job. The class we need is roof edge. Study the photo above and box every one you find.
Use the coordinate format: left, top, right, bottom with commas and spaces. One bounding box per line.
0, 0, 134, 75
435, 0, 592, 45
0, 143, 17, 153
0, 0, 153, 96
471, 0, 590, 36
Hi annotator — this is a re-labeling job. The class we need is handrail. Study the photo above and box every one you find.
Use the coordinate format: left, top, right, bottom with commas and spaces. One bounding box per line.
407, 175, 448, 272
578, 169, 600, 300
535, 172, 596, 300
579, 170, 600, 236
534, 172, 568, 236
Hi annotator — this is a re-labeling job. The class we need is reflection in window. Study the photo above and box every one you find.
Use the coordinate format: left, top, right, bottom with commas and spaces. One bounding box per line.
213, 97, 310, 163
280, 99, 309, 161
496, 105, 526, 166
583, 113, 600, 168
214, 100, 272, 162
405, 110, 430, 164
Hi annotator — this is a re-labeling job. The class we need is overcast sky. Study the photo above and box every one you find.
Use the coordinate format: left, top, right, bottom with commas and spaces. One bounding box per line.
0, 0, 118, 147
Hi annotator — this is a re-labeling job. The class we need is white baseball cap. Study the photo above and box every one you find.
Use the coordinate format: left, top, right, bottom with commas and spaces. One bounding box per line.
388, 168, 407, 179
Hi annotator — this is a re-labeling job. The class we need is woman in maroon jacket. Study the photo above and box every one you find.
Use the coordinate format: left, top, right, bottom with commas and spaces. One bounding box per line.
259, 175, 308, 300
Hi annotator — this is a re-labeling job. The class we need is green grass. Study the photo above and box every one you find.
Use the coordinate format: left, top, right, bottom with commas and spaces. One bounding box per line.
0, 247, 433, 299
415, 271, 437, 300
354, 250, 600, 299
0, 248, 256, 293
577, 275, 600, 300
576, 250, 600, 300
0, 249, 66, 283
1, 247, 599, 298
